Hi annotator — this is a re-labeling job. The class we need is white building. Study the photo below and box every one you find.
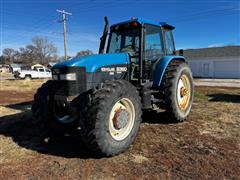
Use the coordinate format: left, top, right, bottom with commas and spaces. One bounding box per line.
184, 46, 240, 79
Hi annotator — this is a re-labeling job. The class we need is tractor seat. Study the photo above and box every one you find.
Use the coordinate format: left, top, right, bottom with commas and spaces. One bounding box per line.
120, 48, 139, 64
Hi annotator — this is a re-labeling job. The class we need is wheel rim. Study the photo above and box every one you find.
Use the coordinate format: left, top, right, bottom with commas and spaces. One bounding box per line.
109, 98, 135, 141
177, 74, 191, 111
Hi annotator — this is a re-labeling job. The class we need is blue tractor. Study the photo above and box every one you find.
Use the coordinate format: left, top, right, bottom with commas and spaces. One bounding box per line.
32, 17, 194, 156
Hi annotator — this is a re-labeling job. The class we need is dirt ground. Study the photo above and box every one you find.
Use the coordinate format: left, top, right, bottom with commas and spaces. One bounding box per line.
0, 80, 239, 179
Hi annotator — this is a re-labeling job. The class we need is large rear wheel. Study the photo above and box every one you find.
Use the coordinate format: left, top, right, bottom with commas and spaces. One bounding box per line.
162, 61, 194, 122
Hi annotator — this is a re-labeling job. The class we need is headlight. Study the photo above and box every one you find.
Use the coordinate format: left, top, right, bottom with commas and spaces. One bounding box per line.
59, 73, 76, 80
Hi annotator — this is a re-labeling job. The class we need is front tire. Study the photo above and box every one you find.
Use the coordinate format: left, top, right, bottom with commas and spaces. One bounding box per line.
162, 61, 194, 122
31, 81, 76, 136
31, 81, 53, 135
79, 80, 142, 156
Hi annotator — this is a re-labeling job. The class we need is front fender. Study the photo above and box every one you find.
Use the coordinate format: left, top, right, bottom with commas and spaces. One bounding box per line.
153, 56, 186, 87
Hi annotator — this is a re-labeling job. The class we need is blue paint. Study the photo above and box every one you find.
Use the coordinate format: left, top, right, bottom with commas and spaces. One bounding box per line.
153, 56, 185, 87
53, 53, 130, 73
111, 18, 174, 29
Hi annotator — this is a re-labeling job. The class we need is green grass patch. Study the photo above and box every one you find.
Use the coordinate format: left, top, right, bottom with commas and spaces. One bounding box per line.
194, 90, 209, 101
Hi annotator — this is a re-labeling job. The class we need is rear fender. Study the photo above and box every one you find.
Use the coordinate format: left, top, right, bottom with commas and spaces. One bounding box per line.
153, 56, 186, 87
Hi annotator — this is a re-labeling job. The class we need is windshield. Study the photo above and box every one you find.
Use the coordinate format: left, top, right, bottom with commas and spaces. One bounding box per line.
107, 26, 140, 56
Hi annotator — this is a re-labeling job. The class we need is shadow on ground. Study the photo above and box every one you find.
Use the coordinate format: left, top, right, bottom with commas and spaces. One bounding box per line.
0, 101, 174, 159
6, 101, 33, 110
142, 109, 177, 124
1, 101, 97, 159
207, 93, 240, 103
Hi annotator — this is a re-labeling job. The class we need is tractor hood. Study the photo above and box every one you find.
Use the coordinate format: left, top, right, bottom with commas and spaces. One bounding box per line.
53, 53, 130, 73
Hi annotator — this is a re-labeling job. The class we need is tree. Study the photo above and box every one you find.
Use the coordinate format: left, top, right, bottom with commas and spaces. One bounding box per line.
1, 36, 58, 65
17, 46, 36, 64
31, 36, 57, 64
76, 50, 93, 58
0, 55, 6, 64
2, 48, 18, 64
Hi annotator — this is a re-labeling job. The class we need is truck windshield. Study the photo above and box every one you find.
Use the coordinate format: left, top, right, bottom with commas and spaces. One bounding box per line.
107, 26, 140, 56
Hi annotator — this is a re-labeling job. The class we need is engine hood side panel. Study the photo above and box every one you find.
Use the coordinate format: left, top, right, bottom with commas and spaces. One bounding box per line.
53, 53, 130, 73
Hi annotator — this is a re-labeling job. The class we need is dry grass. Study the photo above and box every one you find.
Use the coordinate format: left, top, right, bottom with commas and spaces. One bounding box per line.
0, 106, 24, 117
193, 87, 240, 139
0, 79, 47, 92
0, 72, 12, 78
0, 137, 35, 164
131, 154, 149, 164
0, 79, 48, 105
0, 80, 239, 179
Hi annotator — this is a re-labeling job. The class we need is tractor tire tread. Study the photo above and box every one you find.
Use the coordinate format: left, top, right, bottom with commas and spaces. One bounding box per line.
79, 80, 142, 156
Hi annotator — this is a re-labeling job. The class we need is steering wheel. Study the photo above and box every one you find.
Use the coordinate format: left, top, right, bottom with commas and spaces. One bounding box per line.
122, 44, 139, 52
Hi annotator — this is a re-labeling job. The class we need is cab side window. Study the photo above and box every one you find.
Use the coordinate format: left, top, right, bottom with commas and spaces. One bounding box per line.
145, 24, 164, 61
144, 24, 165, 80
164, 30, 175, 55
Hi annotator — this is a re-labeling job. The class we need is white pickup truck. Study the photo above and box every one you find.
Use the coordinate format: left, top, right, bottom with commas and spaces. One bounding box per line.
15, 67, 52, 79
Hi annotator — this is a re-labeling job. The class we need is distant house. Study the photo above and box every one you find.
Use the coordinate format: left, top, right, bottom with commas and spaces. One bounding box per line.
0, 65, 10, 72
183, 46, 240, 79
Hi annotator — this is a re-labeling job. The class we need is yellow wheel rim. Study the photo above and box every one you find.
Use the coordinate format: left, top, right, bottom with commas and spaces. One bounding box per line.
109, 98, 135, 141
177, 74, 191, 111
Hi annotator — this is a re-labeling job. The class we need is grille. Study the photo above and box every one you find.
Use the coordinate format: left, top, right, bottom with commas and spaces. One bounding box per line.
51, 67, 87, 96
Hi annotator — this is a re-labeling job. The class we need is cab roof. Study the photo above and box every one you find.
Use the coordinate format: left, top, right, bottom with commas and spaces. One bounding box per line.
111, 18, 175, 30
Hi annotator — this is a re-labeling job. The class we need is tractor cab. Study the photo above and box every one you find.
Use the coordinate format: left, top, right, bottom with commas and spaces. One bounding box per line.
100, 17, 176, 84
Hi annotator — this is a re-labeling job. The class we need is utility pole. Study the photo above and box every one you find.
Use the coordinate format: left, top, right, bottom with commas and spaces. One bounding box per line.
57, 9, 72, 60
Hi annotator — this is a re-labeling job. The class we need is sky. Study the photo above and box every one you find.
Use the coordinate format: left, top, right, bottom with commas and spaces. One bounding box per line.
0, 0, 240, 56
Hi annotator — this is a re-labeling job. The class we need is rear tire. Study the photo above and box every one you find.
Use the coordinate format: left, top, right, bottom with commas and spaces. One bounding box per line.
162, 60, 194, 122
79, 80, 142, 156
